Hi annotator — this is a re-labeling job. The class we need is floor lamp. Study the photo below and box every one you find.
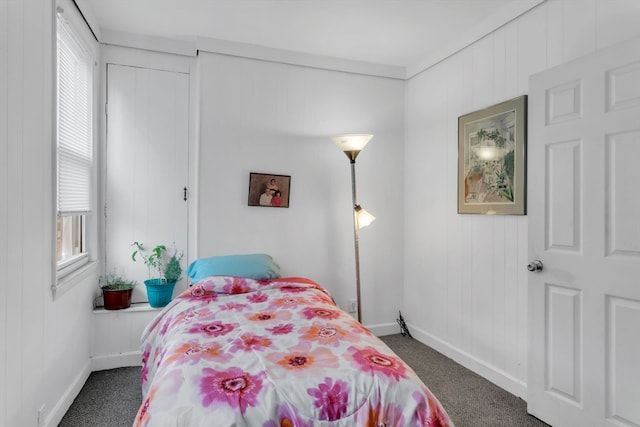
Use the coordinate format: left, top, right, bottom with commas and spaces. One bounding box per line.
331, 134, 375, 323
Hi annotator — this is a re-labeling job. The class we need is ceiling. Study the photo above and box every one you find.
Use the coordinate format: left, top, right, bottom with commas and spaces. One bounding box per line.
77, 0, 543, 74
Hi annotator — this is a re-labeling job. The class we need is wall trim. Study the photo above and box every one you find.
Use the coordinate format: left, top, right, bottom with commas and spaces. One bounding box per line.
45, 353, 142, 425
87, 321, 400, 371
91, 351, 142, 372
101, 29, 197, 57
99, 30, 405, 79
368, 321, 401, 337
43, 359, 91, 427
75, 0, 544, 81
408, 323, 528, 399
196, 37, 406, 79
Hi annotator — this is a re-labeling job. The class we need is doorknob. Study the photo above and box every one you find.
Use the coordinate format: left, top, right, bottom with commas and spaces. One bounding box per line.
527, 260, 543, 272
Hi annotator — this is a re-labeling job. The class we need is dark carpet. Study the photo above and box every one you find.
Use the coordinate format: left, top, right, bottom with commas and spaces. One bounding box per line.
58, 334, 549, 426
380, 334, 549, 427
58, 366, 142, 427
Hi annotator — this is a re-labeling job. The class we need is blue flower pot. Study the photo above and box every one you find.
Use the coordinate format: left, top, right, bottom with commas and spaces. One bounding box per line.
144, 279, 176, 308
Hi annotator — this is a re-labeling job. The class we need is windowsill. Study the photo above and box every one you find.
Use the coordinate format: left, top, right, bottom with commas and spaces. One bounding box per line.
57, 252, 89, 276
93, 302, 163, 314
52, 261, 98, 300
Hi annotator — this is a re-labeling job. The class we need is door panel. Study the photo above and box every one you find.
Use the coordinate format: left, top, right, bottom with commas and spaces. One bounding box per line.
529, 36, 640, 427
606, 130, 640, 256
606, 296, 640, 424
545, 284, 581, 404
546, 139, 581, 251
105, 64, 189, 303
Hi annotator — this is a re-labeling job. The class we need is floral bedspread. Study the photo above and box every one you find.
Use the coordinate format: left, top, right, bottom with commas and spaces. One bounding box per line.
134, 276, 453, 427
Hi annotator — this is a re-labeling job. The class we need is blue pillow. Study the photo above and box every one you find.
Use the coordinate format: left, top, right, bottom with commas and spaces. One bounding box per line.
186, 253, 281, 283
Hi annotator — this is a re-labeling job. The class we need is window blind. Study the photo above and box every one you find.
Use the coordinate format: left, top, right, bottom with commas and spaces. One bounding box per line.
57, 12, 93, 215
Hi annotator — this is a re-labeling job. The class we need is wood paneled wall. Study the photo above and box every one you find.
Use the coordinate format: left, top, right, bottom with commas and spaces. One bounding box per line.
1, 1, 51, 424
1, 1, 98, 426
196, 52, 406, 329
404, 0, 640, 398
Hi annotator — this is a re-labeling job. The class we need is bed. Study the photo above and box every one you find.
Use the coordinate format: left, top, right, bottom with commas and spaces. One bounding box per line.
133, 260, 453, 426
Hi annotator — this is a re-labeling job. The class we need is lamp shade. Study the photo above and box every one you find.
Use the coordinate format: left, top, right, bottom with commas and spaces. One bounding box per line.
355, 205, 375, 228
331, 134, 373, 161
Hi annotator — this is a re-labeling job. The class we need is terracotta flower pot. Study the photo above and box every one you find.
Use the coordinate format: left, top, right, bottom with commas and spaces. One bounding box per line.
102, 288, 133, 310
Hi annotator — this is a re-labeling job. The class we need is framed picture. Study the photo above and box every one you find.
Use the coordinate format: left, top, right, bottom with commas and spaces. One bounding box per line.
458, 95, 527, 215
248, 172, 291, 208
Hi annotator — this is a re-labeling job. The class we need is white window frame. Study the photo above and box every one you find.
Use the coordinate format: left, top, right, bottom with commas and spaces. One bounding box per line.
54, 1, 97, 282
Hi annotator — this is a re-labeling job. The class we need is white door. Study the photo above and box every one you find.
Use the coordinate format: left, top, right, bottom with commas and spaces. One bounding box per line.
528, 37, 640, 427
105, 64, 189, 303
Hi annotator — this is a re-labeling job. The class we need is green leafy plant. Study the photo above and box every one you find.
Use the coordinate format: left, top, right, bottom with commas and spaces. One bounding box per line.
100, 273, 136, 291
163, 250, 184, 283
131, 242, 183, 283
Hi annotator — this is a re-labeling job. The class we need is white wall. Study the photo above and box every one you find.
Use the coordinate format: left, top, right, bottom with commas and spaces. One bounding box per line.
197, 52, 405, 330
404, 0, 640, 397
0, 1, 100, 426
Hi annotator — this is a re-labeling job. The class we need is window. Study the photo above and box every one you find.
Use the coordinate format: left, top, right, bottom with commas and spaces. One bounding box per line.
56, 8, 94, 276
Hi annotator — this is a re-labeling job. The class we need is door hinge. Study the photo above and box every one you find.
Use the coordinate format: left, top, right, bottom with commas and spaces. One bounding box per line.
104, 204, 107, 218
183, 187, 188, 201
104, 103, 108, 117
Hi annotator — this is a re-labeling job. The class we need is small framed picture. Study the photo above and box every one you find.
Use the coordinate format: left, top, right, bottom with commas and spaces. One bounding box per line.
248, 173, 291, 208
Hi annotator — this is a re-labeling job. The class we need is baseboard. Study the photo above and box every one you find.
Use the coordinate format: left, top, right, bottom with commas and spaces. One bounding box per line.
86, 321, 400, 369
42, 354, 141, 426
408, 323, 528, 399
91, 351, 143, 371
366, 321, 400, 337
42, 359, 92, 427
42, 324, 524, 426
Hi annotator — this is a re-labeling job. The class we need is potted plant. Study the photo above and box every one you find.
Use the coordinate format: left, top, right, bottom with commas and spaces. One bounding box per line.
100, 273, 136, 310
131, 242, 183, 308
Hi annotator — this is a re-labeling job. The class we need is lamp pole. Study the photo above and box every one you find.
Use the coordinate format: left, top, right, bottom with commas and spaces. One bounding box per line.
331, 134, 374, 324
350, 159, 363, 323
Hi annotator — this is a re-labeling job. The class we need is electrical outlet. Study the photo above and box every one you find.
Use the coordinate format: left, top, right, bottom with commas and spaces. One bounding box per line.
348, 299, 357, 313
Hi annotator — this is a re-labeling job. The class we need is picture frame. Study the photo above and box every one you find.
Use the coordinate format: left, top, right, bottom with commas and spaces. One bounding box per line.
458, 95, 527, 215
248, 172, 291, 208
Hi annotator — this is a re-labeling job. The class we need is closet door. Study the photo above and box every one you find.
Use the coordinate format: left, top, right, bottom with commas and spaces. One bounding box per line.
105, 64, 189, 303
